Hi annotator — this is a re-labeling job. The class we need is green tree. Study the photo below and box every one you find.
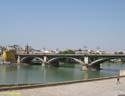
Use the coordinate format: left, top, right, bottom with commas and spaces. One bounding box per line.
59, 49, 75, 54
114, 51, 123, 54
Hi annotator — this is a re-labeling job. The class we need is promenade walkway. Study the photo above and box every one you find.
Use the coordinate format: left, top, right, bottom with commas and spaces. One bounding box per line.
1, 77, 125, 96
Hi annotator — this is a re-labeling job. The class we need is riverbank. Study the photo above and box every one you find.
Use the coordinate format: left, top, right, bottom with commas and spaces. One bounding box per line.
1, 77, 125, 96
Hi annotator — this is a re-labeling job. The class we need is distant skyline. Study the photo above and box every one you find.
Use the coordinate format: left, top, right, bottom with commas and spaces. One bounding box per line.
0, 0, 125, 51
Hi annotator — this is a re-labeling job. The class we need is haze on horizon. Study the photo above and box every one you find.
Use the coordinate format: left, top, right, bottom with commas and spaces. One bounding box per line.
0, 0, 125, 52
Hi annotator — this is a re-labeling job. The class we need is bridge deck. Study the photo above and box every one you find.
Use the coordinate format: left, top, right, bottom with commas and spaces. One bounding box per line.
17, 54, 125, 58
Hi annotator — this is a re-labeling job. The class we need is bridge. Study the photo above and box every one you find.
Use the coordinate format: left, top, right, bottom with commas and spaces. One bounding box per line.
16, 54, 125, 70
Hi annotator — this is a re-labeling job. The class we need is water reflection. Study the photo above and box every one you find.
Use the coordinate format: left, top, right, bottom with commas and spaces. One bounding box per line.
0, 63, 124, 84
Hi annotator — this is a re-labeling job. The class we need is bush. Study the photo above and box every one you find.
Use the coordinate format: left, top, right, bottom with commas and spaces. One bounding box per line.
59, 50, 75, 54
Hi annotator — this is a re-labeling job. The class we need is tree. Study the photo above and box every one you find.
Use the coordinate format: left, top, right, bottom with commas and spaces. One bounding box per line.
114, 51, 123, 54
59, 49, 75, 54
118, 51, 123, 54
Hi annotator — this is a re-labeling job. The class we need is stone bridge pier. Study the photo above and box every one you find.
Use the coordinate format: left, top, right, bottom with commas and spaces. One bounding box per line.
42, 56, 48, 66
17, 56, 21, 64
82, 56, 103, 71
82, 57, 89, 71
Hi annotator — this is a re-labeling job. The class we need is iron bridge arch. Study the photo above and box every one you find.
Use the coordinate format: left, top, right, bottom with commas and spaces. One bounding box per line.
21, 56, 44, 64
47, 57, 84, 65
89, 57, 124, 67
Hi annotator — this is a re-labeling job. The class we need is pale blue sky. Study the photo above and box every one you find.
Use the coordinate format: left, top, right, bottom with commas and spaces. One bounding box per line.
0, 0, 125, 51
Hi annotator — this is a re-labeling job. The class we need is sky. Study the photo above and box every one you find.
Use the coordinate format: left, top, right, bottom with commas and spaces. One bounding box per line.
0, 0, 125, 51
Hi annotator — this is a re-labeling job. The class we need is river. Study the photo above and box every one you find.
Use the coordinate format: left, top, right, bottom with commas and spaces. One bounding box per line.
0, 60, 125, 85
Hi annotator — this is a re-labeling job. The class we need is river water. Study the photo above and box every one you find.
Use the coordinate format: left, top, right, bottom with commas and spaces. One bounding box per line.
0, 60, 125, 85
